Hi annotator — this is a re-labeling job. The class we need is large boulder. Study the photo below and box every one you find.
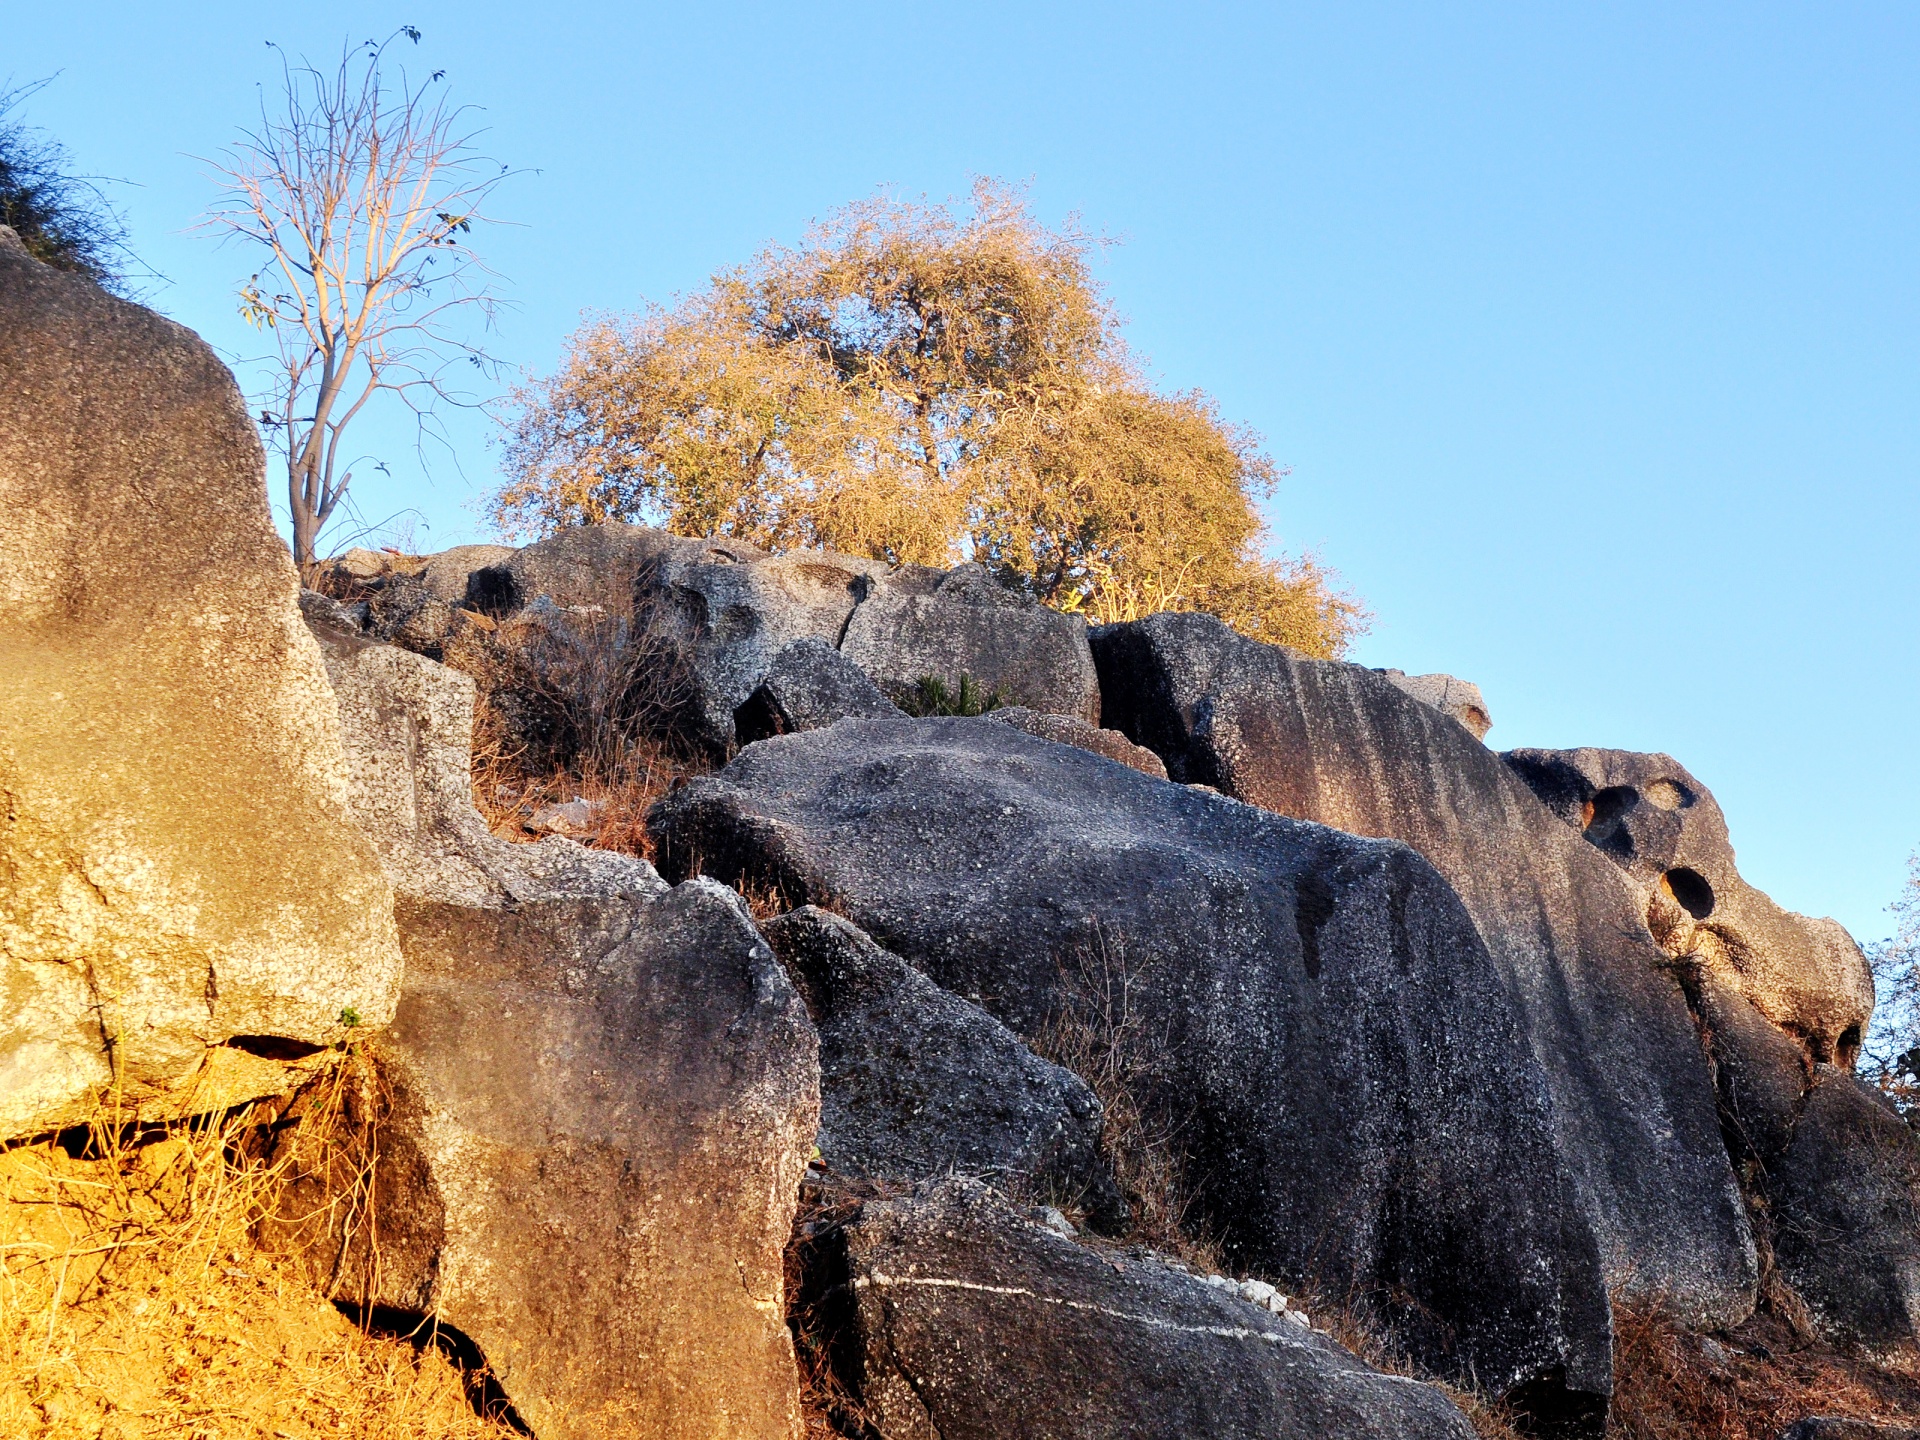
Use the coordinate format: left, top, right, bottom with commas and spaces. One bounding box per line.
1376, 669, 1493, 741
814, 1178, 1479, 1440
1502, 746, 1873, 1067
649, 718, 1612, 1419
839, 562, 1101, 722
262, 882, 820, 1440
1769, 1066, 1920, 1348
764, 907, 1126, 1230
0, 227, 402, 1138
1090, 611, 1758, 1329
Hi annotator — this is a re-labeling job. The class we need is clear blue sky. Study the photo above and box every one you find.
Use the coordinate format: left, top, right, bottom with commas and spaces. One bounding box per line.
12, 3, 1917, 944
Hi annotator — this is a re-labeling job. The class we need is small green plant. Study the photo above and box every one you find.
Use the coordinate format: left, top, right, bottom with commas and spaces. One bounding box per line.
337, 1005, 362, 1028
902, 673, 1004, 718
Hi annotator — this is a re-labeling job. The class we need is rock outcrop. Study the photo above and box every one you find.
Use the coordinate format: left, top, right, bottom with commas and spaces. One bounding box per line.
734, 638, 905, 743
264, 882, 819, 1440
650, 717, 1612, 1418
1090, 611, 1758, 1330
812, 1178, 1480, 1440
0, 226, 402, 1138
1502, 746, 1873, 1066
764, 907, 1126, 1230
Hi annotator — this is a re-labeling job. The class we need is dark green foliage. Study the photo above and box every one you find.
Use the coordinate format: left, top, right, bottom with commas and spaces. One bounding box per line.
0, 82, 134, 293
900, 675, 1004, 718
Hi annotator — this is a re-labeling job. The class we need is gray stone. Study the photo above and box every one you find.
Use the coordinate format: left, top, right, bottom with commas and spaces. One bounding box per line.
1502, 746, 1873, 1067
1090, 611, 1758, 1330
0, 226, 401, 1138
261, 881, 820, 1440
417, 543, 515, 606
821, 1178, 1479, 1440
987, 705, 1169, 779
1770, 1066, 1920, 1348
1375, 670, 1492, 741
735, 637, 904, 743
502, 521, 681, 616
649, 717, 1611, 1416
763, 907, 1125, 1230
840, 562, 1100, 722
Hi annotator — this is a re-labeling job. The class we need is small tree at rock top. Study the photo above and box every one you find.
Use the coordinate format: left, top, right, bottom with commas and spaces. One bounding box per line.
206, 28, 511, 572
496, 182, 1365, 657
1865, 851, 1920, 1111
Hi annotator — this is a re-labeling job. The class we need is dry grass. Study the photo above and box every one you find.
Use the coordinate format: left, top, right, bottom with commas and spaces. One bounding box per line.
1031, 928, 1221, 1272
1607, 1302, 1920, 1439
0, 1082, 516, 1440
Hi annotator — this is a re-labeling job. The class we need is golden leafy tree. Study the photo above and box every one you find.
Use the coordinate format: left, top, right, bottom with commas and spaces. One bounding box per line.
497, 182, 1364, 655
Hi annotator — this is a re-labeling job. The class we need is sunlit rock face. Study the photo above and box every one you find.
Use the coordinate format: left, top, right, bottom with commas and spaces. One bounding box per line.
0, 226, 402, 1138
1501, 746, 1873, 1069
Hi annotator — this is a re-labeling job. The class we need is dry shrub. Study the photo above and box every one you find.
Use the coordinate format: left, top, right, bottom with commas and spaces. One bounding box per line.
1032, 928, 1219, 1271
0, 1081, 516, 1440
783, 1177, 896, 1440
1607, 1300, 1920, 1439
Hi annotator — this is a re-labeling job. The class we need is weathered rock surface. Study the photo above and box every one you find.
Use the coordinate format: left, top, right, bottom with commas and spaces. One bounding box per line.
1376, 669, 1493, 740
418, 543, 515, 606
650, 717, 1612, 1415
1091, 611, 1757, 1329
495, 524, 1099, 753
300, 592, 655, 906
987, 705, 1169, 779
0, 227, 402, 1138
840, 562, 1101, 722
264, 882, 820, 1440
764, 907, 1125, 1230
735, 638, 904, 743
1503, 746, 1873, 1067
820, 1179, 1479, 1440
1770, 1066, 1920, 1348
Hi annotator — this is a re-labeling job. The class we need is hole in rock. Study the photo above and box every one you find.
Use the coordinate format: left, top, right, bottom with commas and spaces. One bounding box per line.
335, 1303, 531, 1434
225, 1034, 328, 1063
1642, 778, 1692, 811
1663, 868, 1715, 920
733, 687, 788, 746
1584, 787, 1639, 862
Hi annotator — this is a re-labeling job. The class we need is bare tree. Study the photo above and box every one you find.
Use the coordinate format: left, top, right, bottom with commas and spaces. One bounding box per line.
206, 28, 511, 571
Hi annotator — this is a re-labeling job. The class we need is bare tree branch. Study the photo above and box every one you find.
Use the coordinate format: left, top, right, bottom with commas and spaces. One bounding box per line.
201, 28, 515, 571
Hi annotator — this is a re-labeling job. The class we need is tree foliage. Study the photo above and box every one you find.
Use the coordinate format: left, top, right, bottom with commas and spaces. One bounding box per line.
498, 183, 1364, 656
0, 80, 135, 292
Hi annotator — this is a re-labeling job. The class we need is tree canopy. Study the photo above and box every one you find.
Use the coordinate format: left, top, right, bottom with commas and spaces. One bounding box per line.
497, 182, 1363, 656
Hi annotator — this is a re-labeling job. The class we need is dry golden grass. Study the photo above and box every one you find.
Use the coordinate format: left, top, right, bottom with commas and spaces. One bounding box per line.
1607, 1301, 1920, 1439
0, 1086, 517, 1440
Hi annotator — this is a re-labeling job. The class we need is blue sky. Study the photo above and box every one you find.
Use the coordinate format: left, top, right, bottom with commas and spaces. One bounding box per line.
12, 3, 1918, 942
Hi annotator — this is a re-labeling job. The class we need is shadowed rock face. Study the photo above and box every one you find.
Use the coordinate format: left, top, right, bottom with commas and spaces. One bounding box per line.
823, 1178, 1481, 1440
734, 637, 905, 743
649, 717, 1612, 1416
0, 227, 402, 1137
763, 907, 1126, 1230
1089, 611, 1757, 1330
1502, 746, 1872, 1068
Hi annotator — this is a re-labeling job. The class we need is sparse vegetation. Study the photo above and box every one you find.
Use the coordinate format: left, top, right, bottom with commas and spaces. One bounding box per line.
1865, 851, 1920, 1113
897, 673, 1004, 718
0, 80, 136, 292
496, 181, 1365, 658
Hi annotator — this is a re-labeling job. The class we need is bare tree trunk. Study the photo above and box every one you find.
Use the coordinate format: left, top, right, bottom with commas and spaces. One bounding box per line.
290, 468, 318, 573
